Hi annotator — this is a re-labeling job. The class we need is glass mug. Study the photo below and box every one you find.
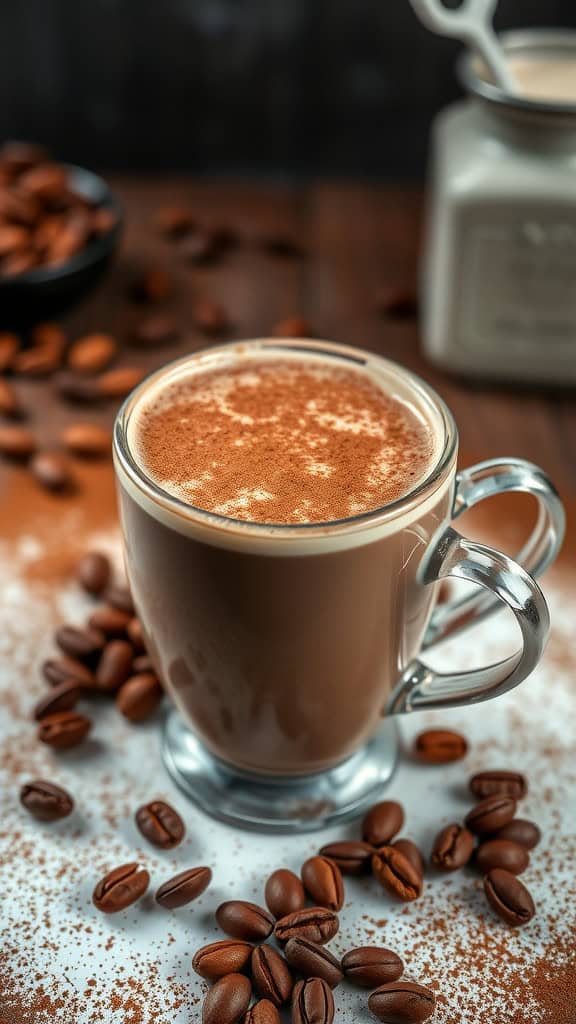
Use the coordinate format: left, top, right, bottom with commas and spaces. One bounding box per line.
113, 339, 565, 831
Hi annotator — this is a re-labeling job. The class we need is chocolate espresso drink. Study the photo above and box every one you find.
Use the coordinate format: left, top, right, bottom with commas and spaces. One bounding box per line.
115, 341, 454, 775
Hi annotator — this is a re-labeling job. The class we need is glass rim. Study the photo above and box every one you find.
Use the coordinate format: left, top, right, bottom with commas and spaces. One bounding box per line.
113, 338, 458, 539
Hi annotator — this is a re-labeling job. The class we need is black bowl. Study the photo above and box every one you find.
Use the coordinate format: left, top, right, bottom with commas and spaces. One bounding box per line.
0, 164, 122, 328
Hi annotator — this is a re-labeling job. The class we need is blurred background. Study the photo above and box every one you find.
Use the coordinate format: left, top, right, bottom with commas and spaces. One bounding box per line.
2, 0, 576, 178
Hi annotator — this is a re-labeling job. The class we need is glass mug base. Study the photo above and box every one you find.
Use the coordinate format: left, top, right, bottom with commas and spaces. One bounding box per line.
162, 708, 399, 833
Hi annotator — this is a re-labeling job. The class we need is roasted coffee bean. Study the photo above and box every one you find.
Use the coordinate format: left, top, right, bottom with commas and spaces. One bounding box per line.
319, 841, 374, 876
193, 300, 229, 336
56, 624, 106, 662
391, 840, 425, 878
133, 654, 155, 674
265, 868, 306, 918
273, 316, 313, 339
130, 313, 179, 349
484, 868, 535, 927
469, 770, 527, 801
130, 268, 173, 303
341, 947, 404, 988
494, 818, 541, 850
216, 901, 275, 942
300, 857, 344, 912
375, 284, 419, 320
368, 981, 436, 1023
37, 710, 91, 749
155, 866, 212, 908
42, 655, 94, 688
0, 223, 30, 255
61, 423, 112, 458
476, 839, 529, 876
31, 451, 73, 492
135, 799, 185, 849
92, 206, 117, 236
284, 938, 343, 988
202, 973, 252, 1024
363, 801, 404, 846
274, 907, 339, 946
292, 977, 334, 1024
33, 680, 81, 720
2, 249, 38, 277
89, 605, 131, 636
251, 945, 293, 1006
372, 846, 423, 902
465, 794, 517, 836
242, 1000, 280, 1024
20, 162, 67, 200
67, 333, 117, 374
0, 186, 39, 226
0, 378, 21, 418
0, 332, 19, 371
93, 862, 150, 914
156, 206, 196, 238
126, 617, 145, 650
98, 366, 144, 399
0, 424, 35, 459
193, 940, 254, 981
431, 824, 474, 871
414, 729, 468, 764
96, 639, 134, 690
14, 346, 61, 377
76, 551, 111, 595
20, 779, 74, 821
116, 673, 163, 722
55, 371, 101, 404
32, 322, 66, 354
104, 585, 135, 614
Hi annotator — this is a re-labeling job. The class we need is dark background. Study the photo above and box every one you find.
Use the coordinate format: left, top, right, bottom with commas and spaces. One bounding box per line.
1, 0, 575, 178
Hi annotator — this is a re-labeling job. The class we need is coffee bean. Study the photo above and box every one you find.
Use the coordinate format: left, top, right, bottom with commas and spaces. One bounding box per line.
363, 801, 404, 846
0, 332, 19, 371
67, 333, 117, 374
116, 673, 163, 722
89, 605, 131, 636
0, 223, 30, 255
56, 624, 106, 662
155, 866, 212, 908
341, 947, 404, 988
98, 366, 144, 399
156, 206, 196, 238
300, 856, 344, 912
193, 940, 254, 981
31, 451, 73, 492
55, 371, 101, 404
14, 346, 61, 377
431, 824, 474, 871
469, 770, 527, 801
375, 284, 419, 320
61, 423, 112, 458
20, 779, 74, 821
179, 230, 224, 265
0, 378, 21, 418
292, 977, 334, 1024
126, 617, 145, 651
368, 981, 436, 1023
202, 973, 252, 1024
2, 249, 38, 277
465, 795, 517, 836
265, 868, 306, 919
372, 846, 423, 902
130, 314, 179, 348
319, 841, 374, 876
20, 163, 67, 200
484, 868, 535, 927
216, 901, 275, 943
274, 907, 339, 946
42, 656, 94, 688
104, 585, 135, 614
133, 654, 155, 674
130, 269, 173, 303
76, 551, 111, 596
0, 187, 39, 226
193, 300, 229, 336
33, 680, 81, 720
0, 424, 35, 459
37, 710, 91, 749
93, 862, 150, 914
494, 819, 541, 851
391, 840, 425, 878
414, 729, 468, 764
242, 1000, 280, 1024
251, 945, 293, 1006
96, 639, 134, 690
92, 206, 117, 236
273, 316, 313, 339
135, 799, 185, 849
284, 938, 343, 989
476, 839, 529, 876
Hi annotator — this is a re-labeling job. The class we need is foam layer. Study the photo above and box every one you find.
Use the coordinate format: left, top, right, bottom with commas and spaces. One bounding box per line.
132, 358, 436, 525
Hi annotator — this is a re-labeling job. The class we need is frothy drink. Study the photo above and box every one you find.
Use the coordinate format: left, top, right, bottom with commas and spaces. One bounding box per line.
116, 342, 454, 775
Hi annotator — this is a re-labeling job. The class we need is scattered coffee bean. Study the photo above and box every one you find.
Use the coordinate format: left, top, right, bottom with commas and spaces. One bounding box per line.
89, 605, 131, 636
56, 624, 106, 662
391, 839, 425, 878
61, 422, 112, 458
0, 424, 36, 459
242, 1000, 281, 1024
273, 316, 313, 338
92, 862, 150, 914
292, 977, 334, 1024
14, 346, 62, 377
193, 300, 229, 336
0, 223, 30, 255
37, 709, 91, 749
284, 938, 343, 989
368, 981, 435, 1023
31, 451, 73, 492
20, 162, 67, 200
319, 841, 375, 876
193, 940, 254, 981
133, 654, 155, 674
0, 332, 19, 371
475, 839, 529, 876
431, 824, 474, 871
42, 655, 94, 688
96, 639, 134, 690
375, 284, 419, 320
92, 207, 117, 236
465, 795, 517, 836
116, 673, 163, 722
55, 371, 101, 403
104, 585, 135, 614
301, 856, 344, 912
0, 378, 21, 418
251, 945, 293, 1006
414, 729, 468, 764
363, 801, 404, 846
372, 846, 423, 902
469, 770, 527, 801
265, 868, 306, 919
494, 819, 541, 850
216, 901, 275, 943
155, 866, 212, 908
202, 973, 252, 1024
67, 333, 117, 374
135, 799, 185, 849
484, 868, 535, 927
33, 680, 81, 720
31, 322, 66, 353
77, 551, 111, 595
341, 947, 404, 988
126, 617, 145, 650
156, 206, 196, 238
130, 268, 173, 303
20, 779, 74, 821
274, 907, 339, 946
97, 366, 144, 399
130, 314, 179, 348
